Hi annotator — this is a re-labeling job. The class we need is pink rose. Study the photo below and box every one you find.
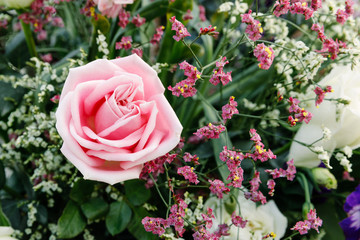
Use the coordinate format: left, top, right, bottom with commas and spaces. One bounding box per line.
56, 54, 183, 184
93, 0, 134, 18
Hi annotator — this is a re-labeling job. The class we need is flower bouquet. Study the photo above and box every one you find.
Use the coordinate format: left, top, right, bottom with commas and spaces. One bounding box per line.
0, 0, 359, 239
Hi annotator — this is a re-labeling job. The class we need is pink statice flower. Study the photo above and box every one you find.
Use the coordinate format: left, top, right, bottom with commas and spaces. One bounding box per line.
222, 96, 239, 122
231, 212, 248, 228
115, 36, 132, 50
140, 153, 177, 188
179, 61, 201, 80
118, 8, 130, 28
287, 97, 312, 126
142, 217, 168, 236
209, 179, 230, 199
131, 48, 143, 57
253, 43, 275, 70
345, 0, 354, 15
169, 16, 191, 41
199, 5, 207, 21
199, 25, 219, 39
336, 9, 349, 25
40, 53, 53, 63
214, 224, 230, 237
183, 152, 200, 165
311, 0, 322, 11
168, 79, 197, 98
183, 9, 193, 20
267, 179, 276, 196
241, 10, 263, 41
273, 0, 291, 16
209, 57, 232, 86
131, 14, 146, 27
177, 166, 199, 184
150, 26, 165, 45
290, 2, 314, 20
246, 129, 276, 162
168, 61, 201, 98
291, 209, 322, 234
311, 23, 326, 42
201, 208, 215, 229
194, 123, 226, 139
50, 95, 60, 103
314, 85, 333, 106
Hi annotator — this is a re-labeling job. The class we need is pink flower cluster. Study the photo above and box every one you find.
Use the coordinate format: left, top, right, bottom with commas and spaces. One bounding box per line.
115, 36, 132, 50
273, 0, 313, 20
183, 152, 200, 165
265, 159, 297, 195
314, 85, 333, 106
253, 43, 275, 70
241, 10, 263, 41
169, 16, 191, 41
18, 0, 64, 41
209, 57, 232, 86
168, 61, 201, 98
199, 25, 219, 39
132, 14, 146, 27
118, 8, 130, 28
150, 26, 165, 45
131, 48, 143, 57
287, 97, 312, 126
209, 179, 230, 199
194, 123, 226, 139
199, 5, 207, 22
311, 23, 347, 60
219, 146, 245, 188
290, 209, 323, 234
140, 153, 177, 188
178, 166, 199, 184
183, 9, 193, 21
249, 129, 276, 162
231, 212, 248, 228
142, 197, 188, 237
222, 96, 239, 122
336, 0, 354, 25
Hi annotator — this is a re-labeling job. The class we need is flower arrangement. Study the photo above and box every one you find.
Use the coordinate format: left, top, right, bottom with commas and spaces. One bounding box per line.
0, 0, 359, 239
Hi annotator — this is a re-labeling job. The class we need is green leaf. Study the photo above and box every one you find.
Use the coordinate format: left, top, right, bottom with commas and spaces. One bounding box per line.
316, 200, 345, 240
124, 180, 151, 206
105, 201, 132, 236
0, 203, 10, 226
57, 201, 86, 239
0, 161, 5, 189
128, 207, 155, 240
69, 179, 94, 204
202, 101, 231, 182
81, 197, 109, 220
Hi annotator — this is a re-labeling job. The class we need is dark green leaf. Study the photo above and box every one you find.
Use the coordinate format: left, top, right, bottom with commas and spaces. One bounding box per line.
70, 179, 94, 204
81, 197, 109, 220
57, 201, 86, 239
0, 161, 5, 189
124, 180, 151, 206
0, 203, 10, 226
36, 204, 48, 225
316, 200, 345, 240
105, 201, 132, 236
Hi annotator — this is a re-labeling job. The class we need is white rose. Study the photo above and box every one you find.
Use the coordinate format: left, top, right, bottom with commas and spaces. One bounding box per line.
204, 192, 287, 240
2, 0, 34, 8
289, 65, 360, 168
0, 227, 17, 240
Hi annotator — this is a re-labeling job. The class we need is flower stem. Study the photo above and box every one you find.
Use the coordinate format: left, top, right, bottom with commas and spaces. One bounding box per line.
20, 20, 37, 58
149, 173, 168, 208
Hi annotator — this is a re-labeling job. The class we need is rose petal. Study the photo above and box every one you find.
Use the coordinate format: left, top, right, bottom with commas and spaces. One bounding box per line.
56, 93, 105, 167
61, 144, 142, 185
60, 59, 125, 101
111, 54, 165, 99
